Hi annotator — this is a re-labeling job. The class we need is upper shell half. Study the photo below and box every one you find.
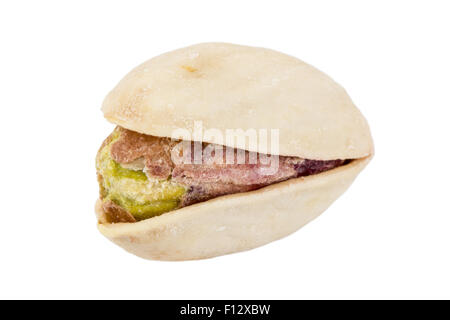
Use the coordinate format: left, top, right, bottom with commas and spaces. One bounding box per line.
102, 42, 373, 160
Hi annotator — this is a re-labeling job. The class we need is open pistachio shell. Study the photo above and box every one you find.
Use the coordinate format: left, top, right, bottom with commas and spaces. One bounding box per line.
96, 43, 373, 260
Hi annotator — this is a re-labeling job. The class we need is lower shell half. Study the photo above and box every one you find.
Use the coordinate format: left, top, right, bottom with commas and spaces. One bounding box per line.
96, 156, 370, 261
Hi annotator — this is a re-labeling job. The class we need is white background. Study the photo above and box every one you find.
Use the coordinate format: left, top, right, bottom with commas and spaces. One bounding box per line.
1, 1, 449, 300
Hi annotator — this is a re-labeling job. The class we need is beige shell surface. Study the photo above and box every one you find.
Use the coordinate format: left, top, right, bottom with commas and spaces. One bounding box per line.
97, 157, 371, 261
102, 43, 373, 160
